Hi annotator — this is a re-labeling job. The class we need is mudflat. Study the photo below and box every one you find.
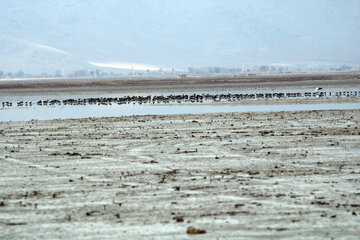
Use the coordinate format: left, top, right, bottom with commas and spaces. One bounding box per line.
1, 72, 359, 95
1, 109, 360, 239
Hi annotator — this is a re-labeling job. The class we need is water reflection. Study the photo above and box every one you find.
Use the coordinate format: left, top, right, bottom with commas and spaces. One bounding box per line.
1, 102, 360, 122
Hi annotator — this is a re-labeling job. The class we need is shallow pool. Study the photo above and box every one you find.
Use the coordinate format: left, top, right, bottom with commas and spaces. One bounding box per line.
1, 102, 359, 122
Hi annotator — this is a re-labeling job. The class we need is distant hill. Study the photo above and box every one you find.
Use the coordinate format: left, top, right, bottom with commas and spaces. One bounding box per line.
0, 35, 92, 74
1, 0, 359, 74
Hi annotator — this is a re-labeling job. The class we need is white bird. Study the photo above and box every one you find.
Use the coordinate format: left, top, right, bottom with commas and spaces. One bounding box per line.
314, 87, 323, 93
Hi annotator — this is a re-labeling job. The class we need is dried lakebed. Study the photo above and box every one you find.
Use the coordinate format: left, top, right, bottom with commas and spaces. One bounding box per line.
1, 110, 360, 239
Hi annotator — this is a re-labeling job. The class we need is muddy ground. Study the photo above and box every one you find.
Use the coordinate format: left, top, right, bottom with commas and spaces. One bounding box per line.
0, 109, 360, 239
1, 72, 359, 95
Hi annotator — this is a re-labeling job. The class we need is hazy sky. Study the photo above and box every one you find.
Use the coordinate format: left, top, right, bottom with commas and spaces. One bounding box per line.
1, 0, 359, 72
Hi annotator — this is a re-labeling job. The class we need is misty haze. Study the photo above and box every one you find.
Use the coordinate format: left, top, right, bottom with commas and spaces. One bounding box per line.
1, 1, 360, 239
0, 0, 359, 76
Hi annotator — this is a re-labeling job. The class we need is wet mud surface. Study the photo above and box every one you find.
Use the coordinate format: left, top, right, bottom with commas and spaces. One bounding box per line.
1, 110, 360, 239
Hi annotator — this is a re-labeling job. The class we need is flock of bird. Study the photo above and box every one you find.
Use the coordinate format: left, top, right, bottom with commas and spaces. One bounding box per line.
1, 89, 359, 108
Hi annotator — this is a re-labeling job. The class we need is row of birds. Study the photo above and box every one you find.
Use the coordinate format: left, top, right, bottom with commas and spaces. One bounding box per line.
2, 89, 359, 108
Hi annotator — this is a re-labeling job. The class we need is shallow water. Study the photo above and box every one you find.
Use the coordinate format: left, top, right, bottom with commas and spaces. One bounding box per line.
1, 86, 360, 122
1, 102, 360, 122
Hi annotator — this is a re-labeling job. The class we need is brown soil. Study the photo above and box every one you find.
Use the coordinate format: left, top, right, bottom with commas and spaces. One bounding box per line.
1, 72, 359, 94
